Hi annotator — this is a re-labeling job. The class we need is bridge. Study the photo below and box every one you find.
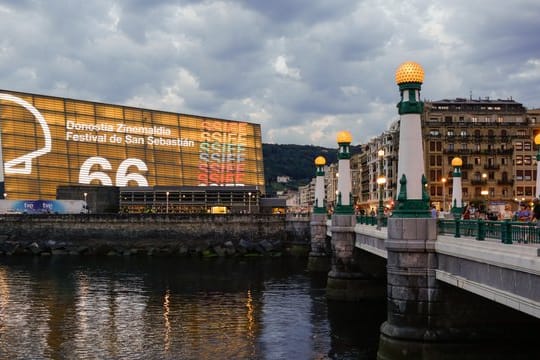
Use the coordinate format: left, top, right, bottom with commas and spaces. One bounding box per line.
346, 218, 539, 319
311, 214, 540, 358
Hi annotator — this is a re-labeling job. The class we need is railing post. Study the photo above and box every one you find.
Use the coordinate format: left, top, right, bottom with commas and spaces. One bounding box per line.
476, 218, 485, 241
455, 219, 461, 238
501, 219, 512, 244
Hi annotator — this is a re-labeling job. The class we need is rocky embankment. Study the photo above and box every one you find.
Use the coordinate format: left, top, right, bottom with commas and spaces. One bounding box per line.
0, 213, 310, 257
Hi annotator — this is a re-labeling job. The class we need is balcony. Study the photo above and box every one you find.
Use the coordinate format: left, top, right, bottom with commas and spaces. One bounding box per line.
470, 179, 487, 185
484, 164, 500, 170
497, 179, 514, 186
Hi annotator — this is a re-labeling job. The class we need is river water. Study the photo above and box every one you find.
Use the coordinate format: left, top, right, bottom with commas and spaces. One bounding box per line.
0, 256, 386, 359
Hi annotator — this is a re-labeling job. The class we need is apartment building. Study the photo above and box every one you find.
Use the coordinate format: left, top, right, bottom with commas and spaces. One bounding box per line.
423, 97, 538, 212
301, 97, 540, 215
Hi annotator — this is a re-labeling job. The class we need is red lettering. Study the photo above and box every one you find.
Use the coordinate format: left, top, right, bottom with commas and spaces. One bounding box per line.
197, 173, 208, 182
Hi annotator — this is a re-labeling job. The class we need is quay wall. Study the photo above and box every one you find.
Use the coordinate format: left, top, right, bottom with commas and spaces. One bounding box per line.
0, 214, 310, 256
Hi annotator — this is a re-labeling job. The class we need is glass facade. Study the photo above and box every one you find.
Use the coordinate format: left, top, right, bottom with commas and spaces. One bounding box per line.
0, 90, 265, 200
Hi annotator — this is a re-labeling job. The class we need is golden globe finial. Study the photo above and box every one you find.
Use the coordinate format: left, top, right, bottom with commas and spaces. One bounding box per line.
451, 157, 463, 167
314, 156, 326, 166
336, 130, 352, 144
395, 61, 424, 84
534, 133, 540, 146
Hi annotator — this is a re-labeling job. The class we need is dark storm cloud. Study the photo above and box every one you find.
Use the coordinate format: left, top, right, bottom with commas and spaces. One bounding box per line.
0, 0, 538, 146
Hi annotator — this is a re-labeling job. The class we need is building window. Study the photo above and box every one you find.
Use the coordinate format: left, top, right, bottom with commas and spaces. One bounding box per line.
461, 143, 467, 150
515, 141, 523, 151
524, 141, 532, 151
472, 117, 478, 123
447, 129, 454, 136
524, 170, 532, 180
516, 155, 523, 165
460, 130, 467, 137
516, 170, 523, 181
448, 143, 454, 151
524, 156, 532, 165
474, 157, 481, 165
430, 130, 440, 136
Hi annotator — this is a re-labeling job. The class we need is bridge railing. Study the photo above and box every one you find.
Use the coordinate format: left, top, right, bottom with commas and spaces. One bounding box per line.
438, 219, 539, 244
356, 215, 386, 227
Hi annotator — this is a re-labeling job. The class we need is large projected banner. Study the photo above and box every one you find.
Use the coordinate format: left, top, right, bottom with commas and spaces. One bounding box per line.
0, 90, 264, 199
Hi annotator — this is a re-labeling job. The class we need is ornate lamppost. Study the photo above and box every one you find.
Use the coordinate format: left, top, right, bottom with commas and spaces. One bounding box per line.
535, 134, 540, 197
377, 174, 387, 229
377, 149, 386, 228
441, 177, 447, 212
450, 157, 463, 218
313, 156, 327, 213
393, 61, 429, 217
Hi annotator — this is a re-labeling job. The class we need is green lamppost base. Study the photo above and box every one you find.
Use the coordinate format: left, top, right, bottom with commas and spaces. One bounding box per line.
392, 200, 430, 218
313, 207, 327, 214
451, 207, 462, 219
334, 205, 354, 214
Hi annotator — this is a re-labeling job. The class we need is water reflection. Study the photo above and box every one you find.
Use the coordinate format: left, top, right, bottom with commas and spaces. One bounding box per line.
0, 257, 385, 359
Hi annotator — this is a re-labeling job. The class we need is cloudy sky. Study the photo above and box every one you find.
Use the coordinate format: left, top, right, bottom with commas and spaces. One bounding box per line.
1, 0, 539, 147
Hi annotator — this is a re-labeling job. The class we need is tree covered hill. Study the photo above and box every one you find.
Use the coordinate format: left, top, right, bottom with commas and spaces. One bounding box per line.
262, 143, 361, 194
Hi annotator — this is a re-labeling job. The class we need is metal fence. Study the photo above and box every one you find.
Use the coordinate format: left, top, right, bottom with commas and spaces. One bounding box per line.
354, 215, 539, 245
438, 219, 539, 244
356, 215, 387, 227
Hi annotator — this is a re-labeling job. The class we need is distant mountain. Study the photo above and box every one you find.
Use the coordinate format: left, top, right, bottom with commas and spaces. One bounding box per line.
262, 143, 361, 195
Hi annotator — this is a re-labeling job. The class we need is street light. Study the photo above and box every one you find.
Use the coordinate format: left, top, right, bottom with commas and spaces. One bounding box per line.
376, 148, 385, 229
248, 192, 252, 214
535, 134, 540, 197
376, 175, 387, 229
3, 193, 6, 199
83, 192, 88, 213
441, 177, 447, 212
166, 191, 170, 213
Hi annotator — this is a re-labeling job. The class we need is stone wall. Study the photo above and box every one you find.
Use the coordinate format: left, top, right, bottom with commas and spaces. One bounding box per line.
0, 214, 310, 257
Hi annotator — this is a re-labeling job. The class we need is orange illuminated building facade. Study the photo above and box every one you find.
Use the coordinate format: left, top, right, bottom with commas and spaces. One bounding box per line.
0, 90, 264, 200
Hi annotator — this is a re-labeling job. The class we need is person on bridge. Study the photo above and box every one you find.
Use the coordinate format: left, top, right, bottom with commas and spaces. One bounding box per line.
531, 198, 540, 228
517, 203, 532, 222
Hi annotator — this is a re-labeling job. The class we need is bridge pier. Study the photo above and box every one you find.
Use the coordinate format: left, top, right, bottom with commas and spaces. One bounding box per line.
307, 213, 330, 272
378, 217, 540, 359
327, 213, 385, 301
380, 217, 441, 341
